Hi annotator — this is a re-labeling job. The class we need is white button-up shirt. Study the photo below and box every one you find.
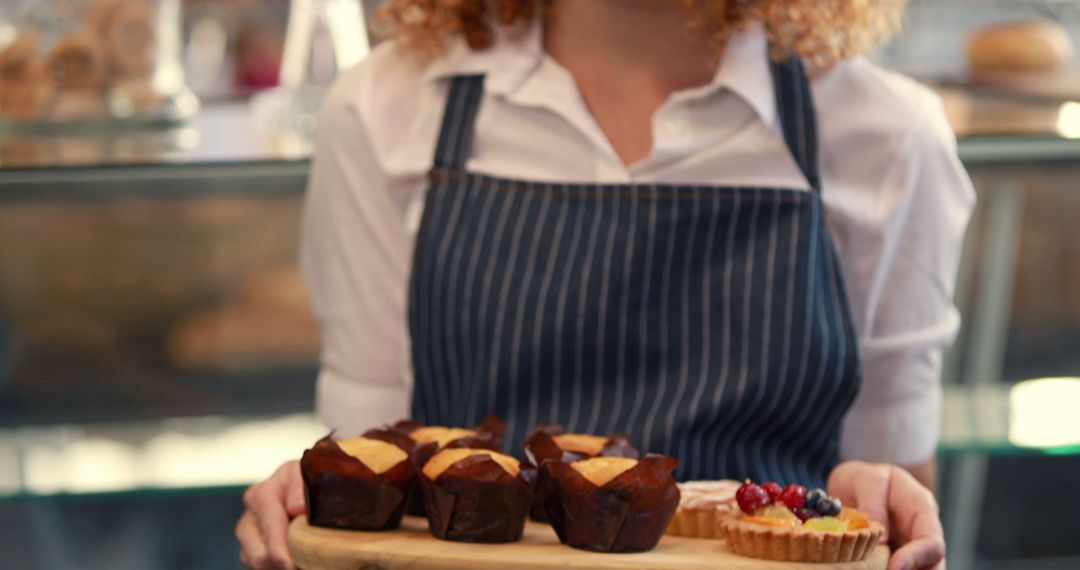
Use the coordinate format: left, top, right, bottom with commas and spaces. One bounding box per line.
300, 23, 975, 467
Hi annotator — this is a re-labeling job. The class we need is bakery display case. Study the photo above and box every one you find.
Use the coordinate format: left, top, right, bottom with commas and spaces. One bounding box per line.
0, 105, 316, 427
0, 191, 318, 421
0, 0, 198, 130
0, 97, 1078, 569
1, 0, 1079, 564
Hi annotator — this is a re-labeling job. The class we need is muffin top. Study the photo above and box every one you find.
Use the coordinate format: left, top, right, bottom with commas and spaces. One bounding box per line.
552, 433, 609, 455
409, 426, 477, 447
423, 448, 520, 479
336, 437, 408, 474
570, 457, 638, 487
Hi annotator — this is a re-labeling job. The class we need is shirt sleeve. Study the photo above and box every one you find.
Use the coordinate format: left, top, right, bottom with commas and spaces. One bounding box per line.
837, 91, 976, 466
300, 72, 415, 436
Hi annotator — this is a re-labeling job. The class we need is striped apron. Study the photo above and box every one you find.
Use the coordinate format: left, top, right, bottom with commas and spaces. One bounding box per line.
407, 56, 861, 487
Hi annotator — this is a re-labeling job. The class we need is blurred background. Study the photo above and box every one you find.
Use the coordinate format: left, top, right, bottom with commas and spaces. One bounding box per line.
0, 0, 1078, 568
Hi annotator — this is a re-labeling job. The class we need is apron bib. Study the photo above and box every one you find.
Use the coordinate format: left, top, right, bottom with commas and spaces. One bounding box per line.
407, 57, 861, 487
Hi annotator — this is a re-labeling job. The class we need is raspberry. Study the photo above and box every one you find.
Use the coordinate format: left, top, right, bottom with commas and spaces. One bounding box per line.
761, 481, 783, 502
736, 480, 772, 514
778, 483, 807, 510
793, 507, 820, 522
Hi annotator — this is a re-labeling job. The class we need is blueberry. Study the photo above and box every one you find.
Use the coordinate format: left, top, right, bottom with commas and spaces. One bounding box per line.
819, 496, 842, 516
805, 488, 827, 508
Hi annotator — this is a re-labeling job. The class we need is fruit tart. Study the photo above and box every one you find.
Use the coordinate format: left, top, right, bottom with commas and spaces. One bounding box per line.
522, 423, 639, 521
299, 431, 417, 530
665, 479, 741, 539
416, 448, 533, 543
722, 480, 885, 563
538, 455, 680, 553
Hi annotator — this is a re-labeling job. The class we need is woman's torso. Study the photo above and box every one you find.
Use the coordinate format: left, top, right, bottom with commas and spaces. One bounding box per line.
302, 22, 973, 475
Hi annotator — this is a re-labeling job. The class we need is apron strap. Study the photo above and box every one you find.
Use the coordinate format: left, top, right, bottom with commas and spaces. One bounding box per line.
769, 56, 821, 192
432, 74, 486, 171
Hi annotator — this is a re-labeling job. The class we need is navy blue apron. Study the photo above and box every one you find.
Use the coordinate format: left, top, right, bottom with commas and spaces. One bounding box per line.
407, 56, 861, 488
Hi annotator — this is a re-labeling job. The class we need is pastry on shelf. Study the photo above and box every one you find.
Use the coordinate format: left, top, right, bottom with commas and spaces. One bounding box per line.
0, 31, 50, 122
0, 30, 41, 76
665, 479, 741, 539
299, 433, 418, 531
165, 305, 319, 370
417, 448, 533, 543
165, 267, 319, 371
522, 423, 639, 521
722, 480, 885, 563
46, 33, 106, 91
93, 0, 157, 79
538, 455, 680, 553
966, 20, 1073, 75
0, 58, 54, 122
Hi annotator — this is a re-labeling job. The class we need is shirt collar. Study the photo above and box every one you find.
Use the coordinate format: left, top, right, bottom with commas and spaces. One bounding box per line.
421, 20, 778, 131
710, 23, 778, 131
421, 21, 544, 95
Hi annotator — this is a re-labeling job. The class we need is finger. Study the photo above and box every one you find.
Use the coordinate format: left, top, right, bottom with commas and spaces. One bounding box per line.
887, 470, 942, 546
828, 462, 891, 538
236, 512, 269, 570
251, 496, 295, 569
886, 470, 944, 570
827, 461, 868, 507
889, 536, 946, 570
854, 465, 892, 529
285, 463, 306, 516
244, 476, 296, 570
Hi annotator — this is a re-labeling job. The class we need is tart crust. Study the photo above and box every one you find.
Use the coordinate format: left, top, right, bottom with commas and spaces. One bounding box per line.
667, 499, 735, 539
723, 517, 885, 563
665, 480, 740, 539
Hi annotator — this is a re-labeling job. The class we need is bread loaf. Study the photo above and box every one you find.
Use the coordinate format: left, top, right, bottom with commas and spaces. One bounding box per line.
967, 20, 1075, 74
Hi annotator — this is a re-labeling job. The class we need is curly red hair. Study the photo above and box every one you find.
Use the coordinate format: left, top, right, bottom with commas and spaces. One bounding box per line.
374, 0, 907, 65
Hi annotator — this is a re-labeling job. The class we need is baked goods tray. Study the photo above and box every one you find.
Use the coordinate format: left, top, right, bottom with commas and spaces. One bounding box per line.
288, 516, 889, 570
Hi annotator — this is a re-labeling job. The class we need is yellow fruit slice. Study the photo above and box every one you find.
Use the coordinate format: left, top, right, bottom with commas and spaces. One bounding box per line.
803, 516, 850, 532
838, 507, 870, 530
742, 515, 802, 528
754, 504, 799, 521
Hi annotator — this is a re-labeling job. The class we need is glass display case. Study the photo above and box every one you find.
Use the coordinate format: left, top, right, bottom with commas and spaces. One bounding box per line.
2, 1, 1080, 563
0, 0, 197, 130
0, 94, 1078, 568
0, 105, 315, 428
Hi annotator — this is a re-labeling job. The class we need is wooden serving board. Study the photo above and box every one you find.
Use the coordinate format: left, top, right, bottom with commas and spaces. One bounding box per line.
289, 516, 889, 570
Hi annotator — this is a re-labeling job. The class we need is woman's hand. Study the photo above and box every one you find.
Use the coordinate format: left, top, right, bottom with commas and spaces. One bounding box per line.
236, 461, 306, 570
828, 461, 946, 570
